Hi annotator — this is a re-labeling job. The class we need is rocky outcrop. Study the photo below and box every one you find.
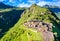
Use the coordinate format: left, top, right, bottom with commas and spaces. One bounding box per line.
24, 20, 54, 41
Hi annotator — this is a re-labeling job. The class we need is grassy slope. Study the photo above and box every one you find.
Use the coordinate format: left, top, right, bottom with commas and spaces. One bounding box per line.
0, 5, 44, 41
0, 4, 60, 41
0, 21, 43, 41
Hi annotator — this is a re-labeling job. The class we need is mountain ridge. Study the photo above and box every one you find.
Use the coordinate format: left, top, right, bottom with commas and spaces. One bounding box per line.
0, 4, 60, 41
0, 2, 16, 9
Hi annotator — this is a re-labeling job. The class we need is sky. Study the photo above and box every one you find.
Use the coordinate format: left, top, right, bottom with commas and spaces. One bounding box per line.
0, 0, 60, 7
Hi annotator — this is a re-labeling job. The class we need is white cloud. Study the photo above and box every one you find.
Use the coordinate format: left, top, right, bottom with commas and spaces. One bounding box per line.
17, 1, 60, 7
9, 0, 13, 2
37, 1, 60, 6
2, 0, 60, 7
9, 0, 22, 3
19, 0, 22, 2
51, 2, 60, 6
0, 0, 4, 2
17, 2, 31, 7
9, 0, 17, 3
37, 1, 47, 6
27, 0, 36, 4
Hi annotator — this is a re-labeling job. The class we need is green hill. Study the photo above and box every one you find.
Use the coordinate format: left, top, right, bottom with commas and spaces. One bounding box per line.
0, 5, 24, 38
0, 4, 60, 41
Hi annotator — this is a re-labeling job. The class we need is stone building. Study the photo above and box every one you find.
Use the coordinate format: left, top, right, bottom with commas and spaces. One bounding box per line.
24, 20, 53, 31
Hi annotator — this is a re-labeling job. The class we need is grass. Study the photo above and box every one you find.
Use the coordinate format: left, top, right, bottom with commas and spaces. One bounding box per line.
0, 8, 12, 12
0, 22, 43, 41
0, 4, 60, 41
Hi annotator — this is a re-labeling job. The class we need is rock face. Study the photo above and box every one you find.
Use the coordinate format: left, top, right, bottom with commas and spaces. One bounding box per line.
24, 20, 54, 41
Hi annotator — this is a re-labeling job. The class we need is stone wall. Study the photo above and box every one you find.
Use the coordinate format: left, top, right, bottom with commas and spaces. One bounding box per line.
24, 20, 53, 32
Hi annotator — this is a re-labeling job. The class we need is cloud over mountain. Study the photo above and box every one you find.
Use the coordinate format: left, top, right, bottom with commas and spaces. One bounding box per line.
0, 0, 60, 7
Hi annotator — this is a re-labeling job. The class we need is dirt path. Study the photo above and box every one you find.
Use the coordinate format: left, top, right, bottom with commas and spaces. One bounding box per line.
38, 28, 54, 41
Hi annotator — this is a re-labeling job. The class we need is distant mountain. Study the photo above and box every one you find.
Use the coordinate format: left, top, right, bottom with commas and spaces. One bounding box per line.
43, 5, 60, 19
43, 5, 60, 8
0, 2, 15, 9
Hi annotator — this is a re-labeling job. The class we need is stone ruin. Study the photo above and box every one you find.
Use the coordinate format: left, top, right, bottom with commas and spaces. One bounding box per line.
24, 20, 53, 32
24, 20, 54, 41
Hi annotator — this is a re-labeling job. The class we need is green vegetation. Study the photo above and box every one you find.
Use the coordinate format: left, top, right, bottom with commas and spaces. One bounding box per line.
0, 4, 60, 41
0, 24, 43, 41
20, 4, 57, 24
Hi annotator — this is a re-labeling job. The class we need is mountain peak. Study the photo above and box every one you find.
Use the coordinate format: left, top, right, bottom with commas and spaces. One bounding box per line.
30, 4, 40, 8
31, 4, 37, 7
29, 4, 40, 12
